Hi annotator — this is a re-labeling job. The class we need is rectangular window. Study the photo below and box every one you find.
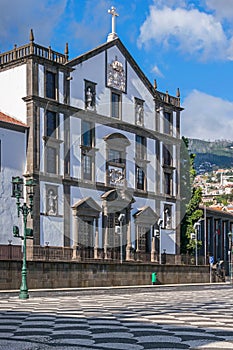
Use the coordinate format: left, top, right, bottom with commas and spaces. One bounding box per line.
108, 149, 122, 163
46, 111, 58, 138
136, 135, 146, 160
164, 172, 172, 195
136, 166, 145, 190
111, 92, 121, 119
82, 121, 93, 147
83, 155, 92, 180
164, 112, 172, 135
81, 121, 95, 181
163, 144, 172, 166
46, 71, 56, 99
46, 146, 57, 174
78, 219, 93, 247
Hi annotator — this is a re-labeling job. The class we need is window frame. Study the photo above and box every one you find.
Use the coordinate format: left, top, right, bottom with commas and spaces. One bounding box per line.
164, 111, 173, 135
45, 70, 57, 100
135, 134, 147, 191
136, 135, 146, 160
82, 154, 92, 181
80, 120, 95, 182
163, 144, 173, 167
82, 120, 94, 148
46, 110, 59, 139
164, 171, 172, 196
111, 91, 122, 119
45, 144, 59, 174
136, 165, 146, 191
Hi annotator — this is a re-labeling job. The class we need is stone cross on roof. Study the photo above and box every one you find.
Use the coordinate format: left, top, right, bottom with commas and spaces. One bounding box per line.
107, 6, 119, 42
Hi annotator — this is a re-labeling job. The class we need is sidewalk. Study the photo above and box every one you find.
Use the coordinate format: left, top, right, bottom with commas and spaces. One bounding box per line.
0, 281, 229, 298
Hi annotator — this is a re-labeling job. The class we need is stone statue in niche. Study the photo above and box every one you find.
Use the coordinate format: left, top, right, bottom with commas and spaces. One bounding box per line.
86, 86, 94, 109
136, 102, 144, 125
166, 215, 171, 229
164, 208, 172, 229
47, 189, 57, 215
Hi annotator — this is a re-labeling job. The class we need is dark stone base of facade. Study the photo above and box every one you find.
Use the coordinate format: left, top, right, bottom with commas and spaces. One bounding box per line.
0, 260, 216, 290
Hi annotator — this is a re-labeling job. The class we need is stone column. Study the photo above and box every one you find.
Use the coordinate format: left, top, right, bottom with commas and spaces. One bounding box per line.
94, 218, 99, 259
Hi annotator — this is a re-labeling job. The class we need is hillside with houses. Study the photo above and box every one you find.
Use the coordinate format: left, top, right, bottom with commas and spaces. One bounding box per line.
190, 138, 233, 212
188, 138, 233, 173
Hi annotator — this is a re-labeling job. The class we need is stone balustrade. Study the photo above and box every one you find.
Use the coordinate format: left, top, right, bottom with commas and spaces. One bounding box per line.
0, 42, 67, 65
155, 90, 180, 107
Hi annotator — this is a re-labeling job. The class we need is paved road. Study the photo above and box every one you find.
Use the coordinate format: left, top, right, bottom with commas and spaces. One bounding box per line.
0, 284, 233, 349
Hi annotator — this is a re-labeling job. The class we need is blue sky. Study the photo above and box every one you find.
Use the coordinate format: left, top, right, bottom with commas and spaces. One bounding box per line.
1, 0, 233, 141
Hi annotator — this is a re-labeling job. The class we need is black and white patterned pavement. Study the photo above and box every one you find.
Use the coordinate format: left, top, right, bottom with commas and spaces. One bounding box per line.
0, 285, 233, 349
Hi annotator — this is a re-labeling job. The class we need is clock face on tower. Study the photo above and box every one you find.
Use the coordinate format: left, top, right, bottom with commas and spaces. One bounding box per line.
107, 56, 126, 92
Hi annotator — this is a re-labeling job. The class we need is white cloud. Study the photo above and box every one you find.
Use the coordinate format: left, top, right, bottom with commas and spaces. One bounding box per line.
152, 65, 164, 78
182, 90, 233, 141
138, 5, 231, 61
205, 0, 233, 19
0, 0, 67, 49
153, 0, 187, 9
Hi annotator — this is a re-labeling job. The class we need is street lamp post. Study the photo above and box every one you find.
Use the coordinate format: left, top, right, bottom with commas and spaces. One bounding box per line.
228, 231, 233, 285
11, 176, 36, 299
194, 222, 201, 266
118, 214, 125, 264
157, 218, 163, 265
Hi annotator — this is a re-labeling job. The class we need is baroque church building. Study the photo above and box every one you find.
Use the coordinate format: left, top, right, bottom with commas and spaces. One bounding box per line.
0, 8, 183, 263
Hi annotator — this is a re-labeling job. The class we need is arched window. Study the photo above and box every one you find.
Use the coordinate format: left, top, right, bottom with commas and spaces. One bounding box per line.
103, 133, 130, 187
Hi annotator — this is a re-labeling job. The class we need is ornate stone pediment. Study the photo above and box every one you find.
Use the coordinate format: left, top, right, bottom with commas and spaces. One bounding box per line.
101, 188, 135, 213
107, 56, 126, 92
134, 206, 158, 225
72, 197, 101, 217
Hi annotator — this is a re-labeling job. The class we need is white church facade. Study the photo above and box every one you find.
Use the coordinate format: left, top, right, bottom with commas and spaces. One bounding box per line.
0, 10, 183, 263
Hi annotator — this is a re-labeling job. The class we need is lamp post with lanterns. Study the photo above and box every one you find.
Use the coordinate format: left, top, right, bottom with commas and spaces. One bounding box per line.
157, 218, 163, 265
11, 176, 37, 299
228, 231, 233, 285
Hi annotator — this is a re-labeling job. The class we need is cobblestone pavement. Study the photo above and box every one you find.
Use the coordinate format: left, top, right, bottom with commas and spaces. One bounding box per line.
0, 285, 233, 350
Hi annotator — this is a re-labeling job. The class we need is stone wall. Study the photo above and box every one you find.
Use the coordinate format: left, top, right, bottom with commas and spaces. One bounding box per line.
0, 260, 211, 290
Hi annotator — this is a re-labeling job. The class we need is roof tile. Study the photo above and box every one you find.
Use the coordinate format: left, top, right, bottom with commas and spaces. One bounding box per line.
0, 111, 27, 127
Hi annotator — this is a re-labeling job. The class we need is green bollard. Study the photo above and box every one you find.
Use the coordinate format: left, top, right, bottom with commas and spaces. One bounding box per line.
152, 272, 157, 285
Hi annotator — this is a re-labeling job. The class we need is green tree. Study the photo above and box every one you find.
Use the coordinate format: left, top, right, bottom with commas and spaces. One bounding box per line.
180, 137, 203, 254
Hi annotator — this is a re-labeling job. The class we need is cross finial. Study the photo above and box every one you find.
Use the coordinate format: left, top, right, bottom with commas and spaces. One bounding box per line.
107, 6, 119, 42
